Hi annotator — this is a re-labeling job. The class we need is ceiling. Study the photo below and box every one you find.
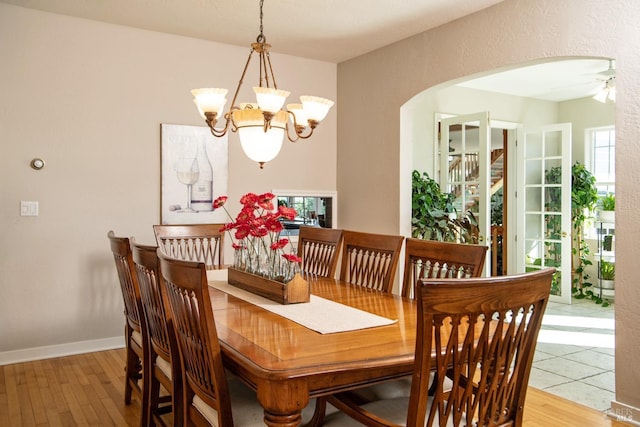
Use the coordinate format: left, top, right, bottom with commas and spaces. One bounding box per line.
3, 0, 614, 102
458, 58, 615, 102
0, 0, 506, 63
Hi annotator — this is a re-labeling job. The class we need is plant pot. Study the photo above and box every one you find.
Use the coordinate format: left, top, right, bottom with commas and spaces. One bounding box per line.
600, 279, 615, 290
598, 210, 615, 223
227, 267, 310, 304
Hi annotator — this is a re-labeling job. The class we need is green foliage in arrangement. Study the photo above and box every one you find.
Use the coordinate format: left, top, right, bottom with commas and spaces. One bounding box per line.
543, 162, 610, 306
411, 170, 478, 244
600, 193, 616, 211
600, 260, 615, 281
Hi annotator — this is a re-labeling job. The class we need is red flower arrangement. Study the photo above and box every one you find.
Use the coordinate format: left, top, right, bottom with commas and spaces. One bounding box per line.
213, 192, 302, 282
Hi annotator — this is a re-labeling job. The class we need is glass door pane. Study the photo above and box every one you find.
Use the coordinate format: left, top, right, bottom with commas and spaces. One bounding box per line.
517, 124, 572, 303
440, 112, 491, 276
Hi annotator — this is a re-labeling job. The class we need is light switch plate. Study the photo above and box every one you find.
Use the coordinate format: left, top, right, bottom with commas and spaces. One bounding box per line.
20, 201, 39, 216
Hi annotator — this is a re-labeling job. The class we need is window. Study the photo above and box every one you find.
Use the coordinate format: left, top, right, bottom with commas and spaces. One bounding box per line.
272, 190, 338, 235
585, 127, 615, 240
589, 126, 615, 196
277, 196, 329, 227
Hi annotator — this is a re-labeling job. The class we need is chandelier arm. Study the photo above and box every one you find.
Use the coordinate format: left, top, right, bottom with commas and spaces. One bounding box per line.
284, 124, 301, 142
259, 49, 268, 87
209, 124, 229, 138
286, 125, 314, 141
254, 0, 273, 89
204, 112, 231, 137
228, 48, 257, 111
284, 111, 315, 142
230, 109, 240, 133
295, 127, 314, 140
265, 50, 277, 89
284, 111, 300, 142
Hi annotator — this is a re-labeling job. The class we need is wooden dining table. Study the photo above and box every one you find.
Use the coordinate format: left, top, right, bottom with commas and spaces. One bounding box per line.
208, 275, 418, 427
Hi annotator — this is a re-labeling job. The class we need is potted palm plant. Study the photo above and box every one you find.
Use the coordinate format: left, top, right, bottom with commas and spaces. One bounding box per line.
600, 260, 615, 290
597, 193, 615, 223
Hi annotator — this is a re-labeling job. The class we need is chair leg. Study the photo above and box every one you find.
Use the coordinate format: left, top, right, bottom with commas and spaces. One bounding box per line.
148, 375, 160, 426
148, 364, 161, 427
124, 325, 136, 404
140, 338, 151, 427
124, 324, 150, 427
171, 366, 184, 427
183, 386, 195, 425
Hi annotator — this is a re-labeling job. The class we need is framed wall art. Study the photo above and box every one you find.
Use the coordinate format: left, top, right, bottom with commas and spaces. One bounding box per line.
160, 123, 229, 224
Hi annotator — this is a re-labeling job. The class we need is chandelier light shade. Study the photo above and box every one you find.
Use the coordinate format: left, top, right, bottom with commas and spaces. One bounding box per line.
191, 0, 334, 168
191, 88, 228, 118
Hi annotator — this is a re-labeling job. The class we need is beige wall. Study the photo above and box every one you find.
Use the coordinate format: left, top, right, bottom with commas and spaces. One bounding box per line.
0, 4, 336, 359
559, 96, 616, 164
337, 0, 639, 414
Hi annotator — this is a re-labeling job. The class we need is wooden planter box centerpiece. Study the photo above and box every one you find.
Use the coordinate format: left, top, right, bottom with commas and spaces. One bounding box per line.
227, 267, 310, 304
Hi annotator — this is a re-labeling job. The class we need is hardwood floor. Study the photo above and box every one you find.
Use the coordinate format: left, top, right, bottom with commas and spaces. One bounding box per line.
0, 348, 631, 426
0, 349, 140, 426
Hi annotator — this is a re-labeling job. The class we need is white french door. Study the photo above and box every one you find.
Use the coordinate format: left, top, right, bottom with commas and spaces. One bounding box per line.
439, 112, 491, 276
516, 123, 572, 303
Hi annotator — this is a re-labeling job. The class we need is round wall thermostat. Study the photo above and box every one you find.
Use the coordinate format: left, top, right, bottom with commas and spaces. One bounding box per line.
30, 158, 45, 170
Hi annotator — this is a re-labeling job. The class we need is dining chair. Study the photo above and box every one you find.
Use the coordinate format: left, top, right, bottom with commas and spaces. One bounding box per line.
345, 238, 489, 406
304, 230, 404, 426
107, 231, 149, 427
153, 224, 225, 270
401, 238, 488, 299
339, 230, 404, 292
156, 250, 265, 426
321, 268, 554, 427
404, 239, 489, 397
131, 240, 182, 427
297, 226, 343, 278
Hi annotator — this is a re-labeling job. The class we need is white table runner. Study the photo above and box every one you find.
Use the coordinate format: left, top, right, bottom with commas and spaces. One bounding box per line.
207, 269, 397, 334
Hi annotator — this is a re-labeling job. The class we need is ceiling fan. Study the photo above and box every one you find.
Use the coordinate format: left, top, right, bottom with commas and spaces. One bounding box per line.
595, 59, 616, 82
593, 59, 616, 103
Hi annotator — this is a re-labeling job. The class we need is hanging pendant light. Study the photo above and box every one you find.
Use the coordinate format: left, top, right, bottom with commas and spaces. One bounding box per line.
191, 0, 334, 168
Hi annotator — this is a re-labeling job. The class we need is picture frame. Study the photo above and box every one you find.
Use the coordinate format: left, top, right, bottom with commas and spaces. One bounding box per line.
160, 123, 229, 224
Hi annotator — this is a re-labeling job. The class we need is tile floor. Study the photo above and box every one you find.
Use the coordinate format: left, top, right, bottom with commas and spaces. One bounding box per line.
530, 296, 615, 412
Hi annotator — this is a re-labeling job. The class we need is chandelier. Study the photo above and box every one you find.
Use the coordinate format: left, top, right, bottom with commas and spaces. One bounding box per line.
191, 0, 334, 168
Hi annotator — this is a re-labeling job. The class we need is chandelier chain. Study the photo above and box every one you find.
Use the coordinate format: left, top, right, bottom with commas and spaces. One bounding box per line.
258, 0, 265, 43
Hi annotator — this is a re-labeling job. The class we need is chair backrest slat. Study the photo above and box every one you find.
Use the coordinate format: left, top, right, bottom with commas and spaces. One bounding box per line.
297, 226, 343, 278
402, 238, 488, 299
339, 230, 404, 293
154, 224, 225, 270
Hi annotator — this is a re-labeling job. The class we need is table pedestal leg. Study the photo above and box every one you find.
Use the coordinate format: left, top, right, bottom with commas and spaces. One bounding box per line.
257, 380, 309, 427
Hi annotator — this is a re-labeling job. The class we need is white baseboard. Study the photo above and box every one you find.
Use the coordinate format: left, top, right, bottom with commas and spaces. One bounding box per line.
608, 400, 640, 426
0, 336, 125, 366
